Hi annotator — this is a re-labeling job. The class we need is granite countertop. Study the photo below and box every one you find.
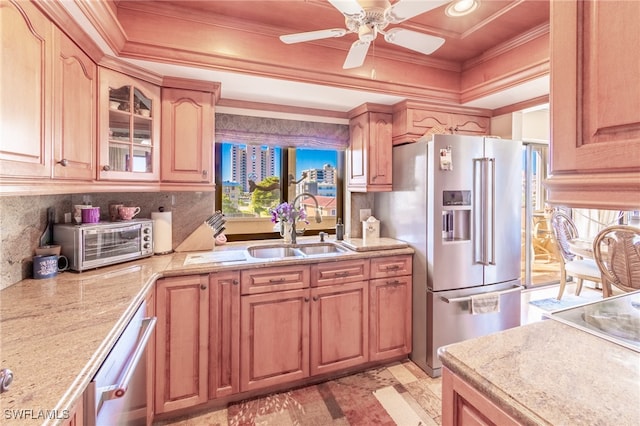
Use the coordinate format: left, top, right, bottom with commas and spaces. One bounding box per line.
438, 319, 640, 425
0, 237, 412, 425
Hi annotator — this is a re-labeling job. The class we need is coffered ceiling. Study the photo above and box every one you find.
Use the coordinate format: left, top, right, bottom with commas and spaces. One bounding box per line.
63, 0, 550, 114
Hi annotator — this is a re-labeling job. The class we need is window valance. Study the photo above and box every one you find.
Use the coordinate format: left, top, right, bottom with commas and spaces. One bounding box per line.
215, 113, 349, 149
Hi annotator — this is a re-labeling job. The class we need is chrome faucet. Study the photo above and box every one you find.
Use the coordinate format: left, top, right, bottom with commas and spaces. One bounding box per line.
290, 192, 322, 244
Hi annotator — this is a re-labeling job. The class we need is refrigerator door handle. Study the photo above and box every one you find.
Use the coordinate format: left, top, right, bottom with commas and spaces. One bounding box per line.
439, 285, 522, 304
473, 158, 491, 265
488, 157, 496, 265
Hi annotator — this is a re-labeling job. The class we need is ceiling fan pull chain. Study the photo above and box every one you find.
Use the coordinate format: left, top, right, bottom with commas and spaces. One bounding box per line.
371, 40, 377, 80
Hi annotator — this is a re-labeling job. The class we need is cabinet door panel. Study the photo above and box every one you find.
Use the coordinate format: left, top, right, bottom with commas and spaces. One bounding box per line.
155, 275, 208, 413
240, 289, 309, 391
0, 0, 52, 177
369, 276, 412, 361
161, 88, 213, 183
310, 281, 368, 375
53, 29, 96, 180
209, 271, 240, 399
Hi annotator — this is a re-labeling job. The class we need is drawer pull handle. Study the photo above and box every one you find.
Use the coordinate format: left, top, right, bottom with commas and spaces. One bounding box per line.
269, 278, 286, 283
334, 271, 350, 277
387, 280, 401, 286
385, 265, 400, 271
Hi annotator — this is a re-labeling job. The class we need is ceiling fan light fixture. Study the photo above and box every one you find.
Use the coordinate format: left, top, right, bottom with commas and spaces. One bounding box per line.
445, 0, 479, 17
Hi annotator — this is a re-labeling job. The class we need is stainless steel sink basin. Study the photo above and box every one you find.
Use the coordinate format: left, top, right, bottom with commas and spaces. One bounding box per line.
246, 242, 348, 259
297, 243, 346, 256
247, 245, 304, 259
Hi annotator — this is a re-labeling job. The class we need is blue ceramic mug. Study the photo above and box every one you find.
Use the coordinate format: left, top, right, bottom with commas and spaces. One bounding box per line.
33, 255, 69, 279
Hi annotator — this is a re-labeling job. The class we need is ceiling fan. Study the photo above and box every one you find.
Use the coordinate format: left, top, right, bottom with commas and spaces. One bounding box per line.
279, 0, 449, 69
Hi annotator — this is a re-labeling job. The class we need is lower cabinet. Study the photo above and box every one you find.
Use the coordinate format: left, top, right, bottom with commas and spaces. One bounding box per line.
154, 275, 209, 414
442, 367, 520, 426
209, 271, 240, 399
369, 275, 412, 361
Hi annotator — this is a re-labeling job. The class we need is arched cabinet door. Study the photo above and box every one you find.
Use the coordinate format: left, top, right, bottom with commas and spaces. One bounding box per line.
98, 67, 160, 181
0, 0, 53, 178
160, 87, 215, 184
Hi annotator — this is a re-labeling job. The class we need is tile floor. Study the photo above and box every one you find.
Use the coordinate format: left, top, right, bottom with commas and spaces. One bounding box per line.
155, 283, 603, 426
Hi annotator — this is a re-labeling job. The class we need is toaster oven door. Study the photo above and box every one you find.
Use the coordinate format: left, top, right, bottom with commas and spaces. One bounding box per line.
82, 224, 146, 269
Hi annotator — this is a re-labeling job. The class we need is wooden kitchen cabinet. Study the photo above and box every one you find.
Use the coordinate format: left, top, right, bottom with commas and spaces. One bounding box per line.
347, 105, 393, 192
0, 0, 53, 178
161, 82, 217, 184
240, 288, 310, 392
546, 0, 640, 208
310, 280, 368, 375
392, 101, 490, 145
52, 28, 96, 181
369, 255, 413, 361
442, 367, 520, 426
98, 67, 160, 181
154, 275, 209, 414
209, 270, 240, 399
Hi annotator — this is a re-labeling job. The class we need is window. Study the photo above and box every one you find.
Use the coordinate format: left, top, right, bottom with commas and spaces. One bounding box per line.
215, 142, 344, 240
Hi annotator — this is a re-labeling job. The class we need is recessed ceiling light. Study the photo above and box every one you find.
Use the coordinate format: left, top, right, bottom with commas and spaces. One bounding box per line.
445, 0, 480, 17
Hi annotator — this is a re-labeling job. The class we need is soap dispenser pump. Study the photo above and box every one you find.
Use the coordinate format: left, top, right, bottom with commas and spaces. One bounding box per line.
336, 218, 344, 241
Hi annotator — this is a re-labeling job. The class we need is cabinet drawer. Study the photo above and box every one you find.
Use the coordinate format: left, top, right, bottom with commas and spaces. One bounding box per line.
311, 259, 370, 287
370, 255, 412, 279
241, 265, 310, 295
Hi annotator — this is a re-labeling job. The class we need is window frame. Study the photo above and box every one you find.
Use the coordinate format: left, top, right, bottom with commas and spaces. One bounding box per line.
214, 143, 344, 242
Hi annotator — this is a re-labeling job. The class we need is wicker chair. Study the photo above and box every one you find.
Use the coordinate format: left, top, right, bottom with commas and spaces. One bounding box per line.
549, 211, 602, 300
593, 225, 640, 297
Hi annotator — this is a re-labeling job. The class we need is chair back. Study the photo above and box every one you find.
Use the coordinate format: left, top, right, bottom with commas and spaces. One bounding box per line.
593, 225, 640, 293
550, 211, 579, 263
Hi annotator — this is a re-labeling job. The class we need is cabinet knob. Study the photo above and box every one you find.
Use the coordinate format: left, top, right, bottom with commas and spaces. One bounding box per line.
232, 279, 238, 285
200, 284, 207, 290
57, 159, 69, 167
102, 165, 111, 171
304, 297, 310, 302
312, 296, 319, 302
202, 170, 208, 177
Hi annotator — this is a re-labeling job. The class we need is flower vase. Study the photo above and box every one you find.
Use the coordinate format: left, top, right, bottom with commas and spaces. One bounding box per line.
280, 222, 293, 244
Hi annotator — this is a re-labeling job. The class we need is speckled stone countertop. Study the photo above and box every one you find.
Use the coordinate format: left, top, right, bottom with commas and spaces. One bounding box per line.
438, 319, 640, 425
0, 237, 412, 425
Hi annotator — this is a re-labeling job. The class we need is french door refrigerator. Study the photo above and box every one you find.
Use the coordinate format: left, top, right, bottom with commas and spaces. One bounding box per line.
374, 134, 522, 377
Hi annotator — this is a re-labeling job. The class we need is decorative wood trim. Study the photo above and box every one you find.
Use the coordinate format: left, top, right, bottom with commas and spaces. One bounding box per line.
72, 0, 127, 54
492, 95, 549, 118
460, 0, 529, 40
347, 103, 394, 119
98, 55, 163, 85
544, 172, 640, 210
392, 100, 491, 118
217, 99, 349, 121
162, 76, 221, 94
0, 180, 215, 196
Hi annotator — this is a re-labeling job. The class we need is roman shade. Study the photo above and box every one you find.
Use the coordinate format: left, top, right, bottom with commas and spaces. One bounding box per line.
215, 113, 349, 149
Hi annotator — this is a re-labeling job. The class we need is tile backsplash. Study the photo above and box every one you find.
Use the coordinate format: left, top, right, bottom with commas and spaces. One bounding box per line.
0, 191, 214, 290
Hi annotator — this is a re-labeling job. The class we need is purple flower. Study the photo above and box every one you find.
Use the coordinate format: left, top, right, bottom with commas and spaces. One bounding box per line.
269, 202, 309, 224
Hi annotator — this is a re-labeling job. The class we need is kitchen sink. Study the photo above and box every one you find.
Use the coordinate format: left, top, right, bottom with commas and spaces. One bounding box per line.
297, 243, 346, 256
246, 245, 304, 259
246, 242, 348, 259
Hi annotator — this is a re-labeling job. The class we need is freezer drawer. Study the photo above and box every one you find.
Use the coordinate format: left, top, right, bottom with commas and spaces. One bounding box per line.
413, 281, 521, 377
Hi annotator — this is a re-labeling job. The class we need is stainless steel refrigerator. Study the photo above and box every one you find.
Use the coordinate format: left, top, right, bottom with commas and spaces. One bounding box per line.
374, 134, 522, 377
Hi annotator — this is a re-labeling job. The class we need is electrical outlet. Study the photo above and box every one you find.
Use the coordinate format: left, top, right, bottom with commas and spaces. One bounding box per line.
359, 209, 372, 222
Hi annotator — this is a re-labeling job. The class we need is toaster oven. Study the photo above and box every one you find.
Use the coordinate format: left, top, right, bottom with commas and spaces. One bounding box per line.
53, 219, 153, 271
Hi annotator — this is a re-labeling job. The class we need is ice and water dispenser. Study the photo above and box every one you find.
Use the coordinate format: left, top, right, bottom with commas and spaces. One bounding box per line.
442, 190, 471, 241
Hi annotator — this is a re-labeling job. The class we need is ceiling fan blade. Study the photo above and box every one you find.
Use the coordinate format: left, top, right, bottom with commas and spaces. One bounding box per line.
343, 40, 370, 69
383, 28, 445, 55
328, 0, 365, 19
385, 0, 450, 23
280, 28, 347, 44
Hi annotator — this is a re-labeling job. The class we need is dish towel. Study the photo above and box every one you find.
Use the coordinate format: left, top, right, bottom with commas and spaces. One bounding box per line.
470, 292, 501, 315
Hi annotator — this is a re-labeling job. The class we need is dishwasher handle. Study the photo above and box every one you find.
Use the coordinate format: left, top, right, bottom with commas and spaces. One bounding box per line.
439, 286, 522, 304
98, 316, 156, 401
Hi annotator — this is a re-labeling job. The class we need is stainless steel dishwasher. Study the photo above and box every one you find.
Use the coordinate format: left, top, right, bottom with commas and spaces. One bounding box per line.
86, 301, 156, 426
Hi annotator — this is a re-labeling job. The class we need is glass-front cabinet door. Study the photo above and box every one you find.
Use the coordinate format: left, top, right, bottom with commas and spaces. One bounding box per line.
98, 68, 160, 181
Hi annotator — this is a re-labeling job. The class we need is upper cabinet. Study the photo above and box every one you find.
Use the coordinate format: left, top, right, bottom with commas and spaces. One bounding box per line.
98, 67, 160, 181
0, 0, 53, 178
347, 104, 393, 192
52, 28, 97, 181
546, 0, 640, 209
392, 101, 491, 145
161, 78, 219, 184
